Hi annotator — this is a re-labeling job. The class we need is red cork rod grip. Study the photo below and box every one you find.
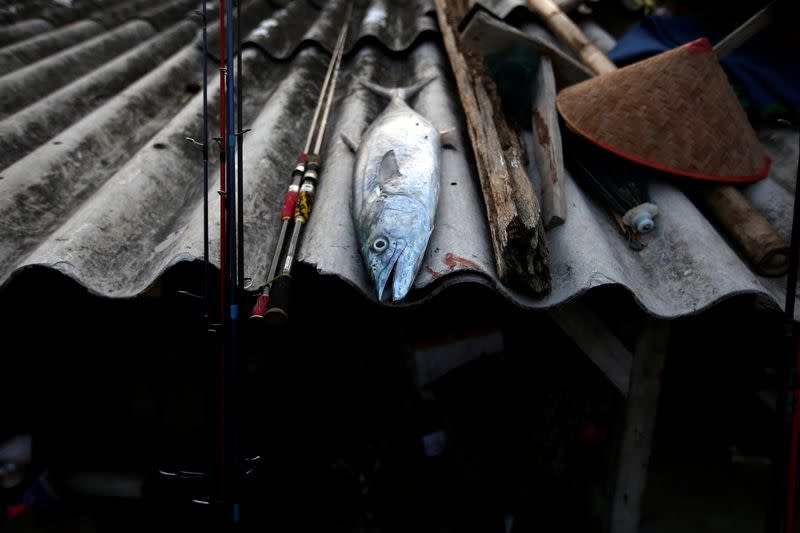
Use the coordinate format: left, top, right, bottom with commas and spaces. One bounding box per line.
250, 293, 269, 319
281, 190, 299, 220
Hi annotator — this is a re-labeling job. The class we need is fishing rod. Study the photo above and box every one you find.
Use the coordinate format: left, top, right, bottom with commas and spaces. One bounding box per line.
214, 0, 232, 523
236, 0, 245, 293
219, 0, 245, 524
249, 4, 352, 323
218, 1, 227, 325
160, 2, 248, 522
202, 1, 210, 319
784, 125, 800, 533
264, 4, 351, 325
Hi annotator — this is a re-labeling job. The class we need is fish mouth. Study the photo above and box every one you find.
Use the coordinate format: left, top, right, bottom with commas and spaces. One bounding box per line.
391, 244, 421, 302
374, 242, 423, 303
375, 242, 405, 303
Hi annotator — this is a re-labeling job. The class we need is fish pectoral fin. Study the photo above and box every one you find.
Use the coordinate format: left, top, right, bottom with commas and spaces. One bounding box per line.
378, 150, 404, 190
341, 133, 360, 153
439, 128, 458, 150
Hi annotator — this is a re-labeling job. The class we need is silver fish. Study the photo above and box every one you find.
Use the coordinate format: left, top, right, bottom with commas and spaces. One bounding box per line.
344, 77, 452, 302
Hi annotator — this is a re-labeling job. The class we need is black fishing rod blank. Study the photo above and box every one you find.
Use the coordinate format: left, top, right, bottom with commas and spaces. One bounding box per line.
236, 0, 245, 293
221, 0, 243, 525
784, 124, 800, 533
201, 2, 210, 314
158, 2, 248, 525
224, 0, 237, 326
250, 6, 351, 322
264, 3, 352, 326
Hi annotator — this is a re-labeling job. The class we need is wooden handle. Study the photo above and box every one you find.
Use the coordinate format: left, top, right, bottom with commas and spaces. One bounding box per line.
696, 185, 789, 277
528, 0, 617, 75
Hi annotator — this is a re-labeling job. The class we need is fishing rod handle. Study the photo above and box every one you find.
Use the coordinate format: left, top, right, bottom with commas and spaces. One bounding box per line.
266, 190, 311, 326
294, 157, 321, 224
263, 274, 291, 328
251, 153, 309, 321
260, 155, 320, 326
295, 182, 315, 224
282, 183, 300, 221
264, 216, 305, 326
281, 155, 307, 221
250, 293, 269, 320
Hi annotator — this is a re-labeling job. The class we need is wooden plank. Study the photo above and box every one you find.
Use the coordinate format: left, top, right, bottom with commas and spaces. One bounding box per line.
433, 0, 551, 294
459, 10, 593, 87
609, 317, 670, 533
457, 11, 586, 229
435, 0, 508, 281
549, 300, 632, 396
532, 56, 566, 229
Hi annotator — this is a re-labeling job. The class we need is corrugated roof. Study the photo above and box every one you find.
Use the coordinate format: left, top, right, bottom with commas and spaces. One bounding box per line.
243, 0, 437, 57
0, 0, 797, 319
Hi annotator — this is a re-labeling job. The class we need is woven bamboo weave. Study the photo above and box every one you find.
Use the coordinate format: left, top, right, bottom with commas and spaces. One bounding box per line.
556, 38, 770, 183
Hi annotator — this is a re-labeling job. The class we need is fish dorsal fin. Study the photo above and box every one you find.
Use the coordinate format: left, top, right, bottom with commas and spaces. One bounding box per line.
378, 150, 403, 192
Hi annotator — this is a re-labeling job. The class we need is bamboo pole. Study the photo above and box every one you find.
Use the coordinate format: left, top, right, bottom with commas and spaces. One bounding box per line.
528, 0, 616, 75
695, 185, 789, 276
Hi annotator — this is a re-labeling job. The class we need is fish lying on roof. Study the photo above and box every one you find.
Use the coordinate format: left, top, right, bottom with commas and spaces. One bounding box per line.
344, 76, 456, 302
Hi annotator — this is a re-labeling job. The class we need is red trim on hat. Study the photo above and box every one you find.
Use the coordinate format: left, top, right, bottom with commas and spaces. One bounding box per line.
687, 37, 712, 55
582, 133, 772, 184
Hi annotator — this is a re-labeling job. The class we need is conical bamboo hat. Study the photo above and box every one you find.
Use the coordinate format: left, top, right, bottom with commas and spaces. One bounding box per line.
556, 38, 770, 183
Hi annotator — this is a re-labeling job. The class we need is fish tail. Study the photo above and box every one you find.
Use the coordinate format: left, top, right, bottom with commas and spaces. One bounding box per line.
361, 75, 436, 102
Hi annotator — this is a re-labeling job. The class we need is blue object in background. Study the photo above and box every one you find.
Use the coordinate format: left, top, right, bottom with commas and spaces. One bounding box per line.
608, 15, 800, 123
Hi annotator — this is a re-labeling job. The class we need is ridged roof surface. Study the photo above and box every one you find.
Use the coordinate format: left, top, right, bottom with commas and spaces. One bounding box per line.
0, 0, 797, 318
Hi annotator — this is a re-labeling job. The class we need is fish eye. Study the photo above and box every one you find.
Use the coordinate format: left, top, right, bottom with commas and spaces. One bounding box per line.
372, 237, 388, 253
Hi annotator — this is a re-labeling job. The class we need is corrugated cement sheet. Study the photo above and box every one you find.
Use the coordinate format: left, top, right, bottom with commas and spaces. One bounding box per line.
0, 0, 798, 319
